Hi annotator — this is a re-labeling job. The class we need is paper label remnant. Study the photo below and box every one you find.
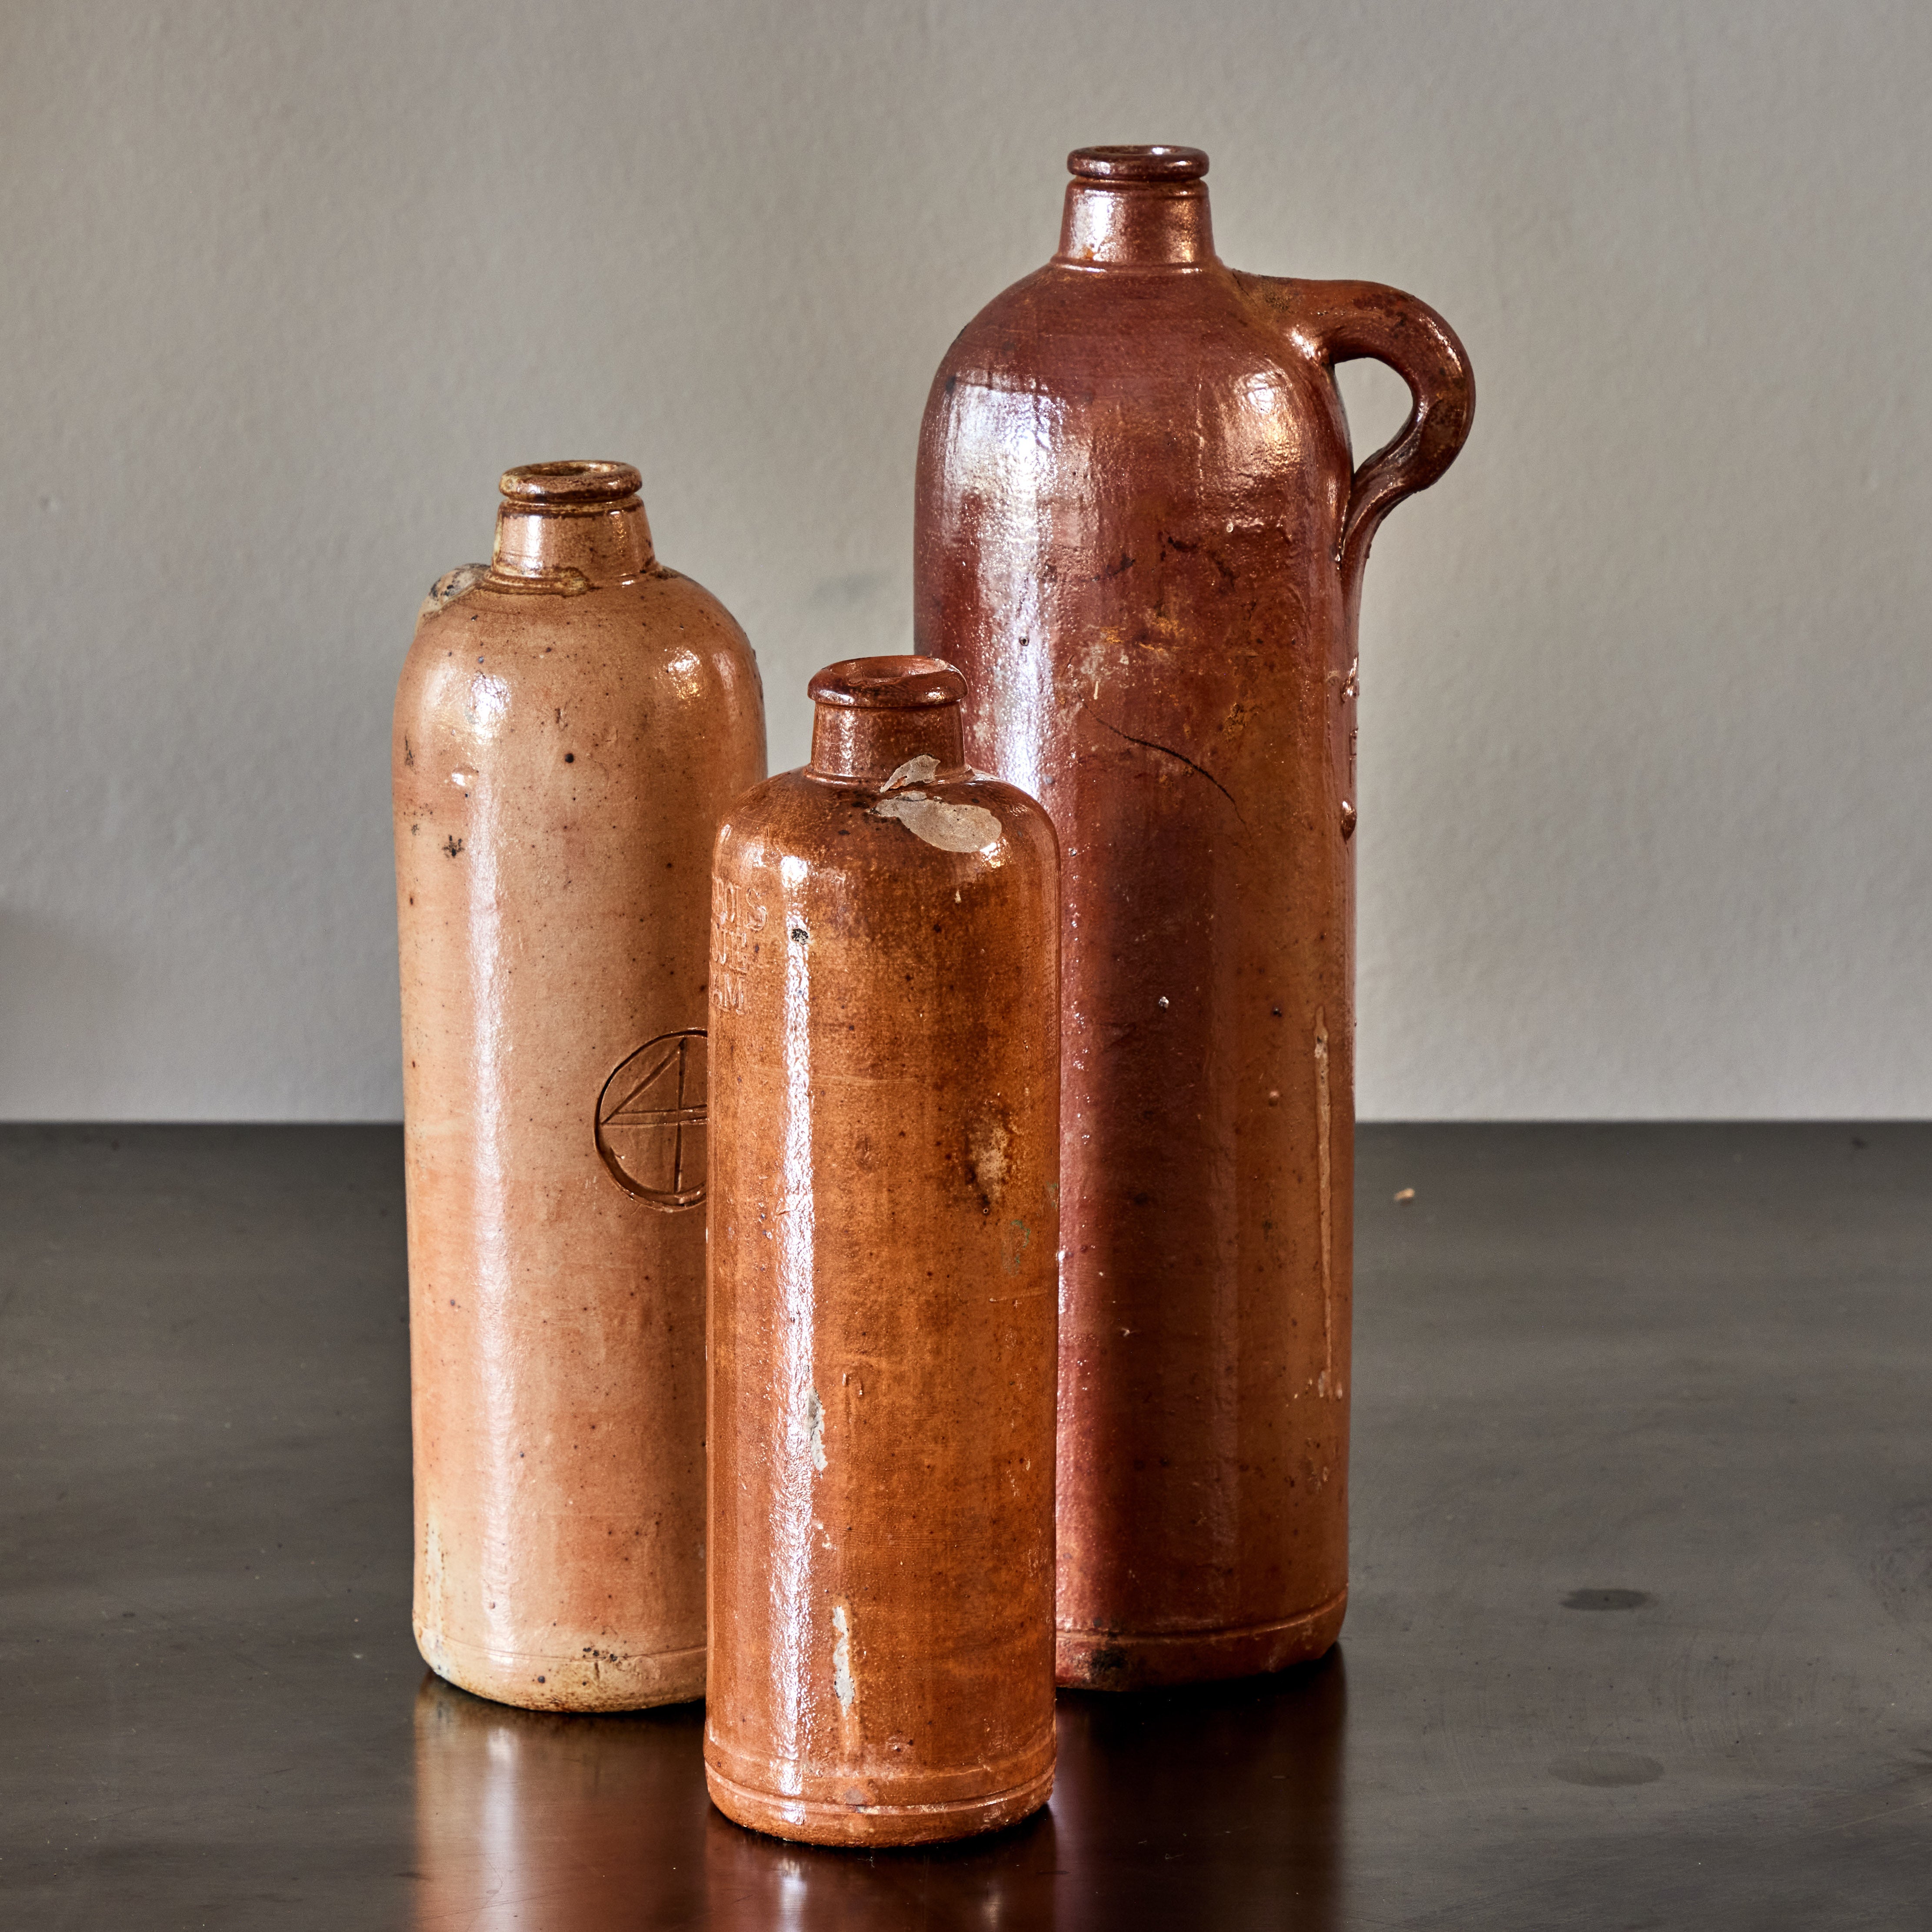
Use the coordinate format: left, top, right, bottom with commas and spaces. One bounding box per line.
872, 793, 1003, 853
882, 755, 939, 792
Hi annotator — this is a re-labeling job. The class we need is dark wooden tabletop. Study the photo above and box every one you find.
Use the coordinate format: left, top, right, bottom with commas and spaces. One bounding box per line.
3, 1123, 1927, 1929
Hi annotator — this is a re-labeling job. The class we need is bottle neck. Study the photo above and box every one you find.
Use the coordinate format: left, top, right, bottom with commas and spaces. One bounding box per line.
810, 704, 965, 784
1056, 180, 1216, 268
805, 656, 971, 784
491, 496, 654, 586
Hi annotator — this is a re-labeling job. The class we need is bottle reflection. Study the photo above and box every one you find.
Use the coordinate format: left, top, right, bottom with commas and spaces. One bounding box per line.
703, 1804, 1057, 1931
413, 1650, 1342, 1930
1050, 1648, 1346, 1932
412, 1674, 709, 1931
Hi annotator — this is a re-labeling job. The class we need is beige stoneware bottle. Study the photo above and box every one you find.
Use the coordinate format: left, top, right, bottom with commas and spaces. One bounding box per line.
393, 460, 765, 1710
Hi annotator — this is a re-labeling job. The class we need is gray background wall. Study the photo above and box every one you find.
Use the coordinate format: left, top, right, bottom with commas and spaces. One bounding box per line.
2, 0, 1927, 1121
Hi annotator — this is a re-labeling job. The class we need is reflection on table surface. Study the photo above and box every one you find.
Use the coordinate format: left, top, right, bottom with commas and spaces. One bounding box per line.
413, 1650, 1344, 1930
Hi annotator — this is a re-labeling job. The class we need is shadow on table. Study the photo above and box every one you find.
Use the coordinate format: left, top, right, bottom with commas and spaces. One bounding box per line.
411, 1648, 1345, 1931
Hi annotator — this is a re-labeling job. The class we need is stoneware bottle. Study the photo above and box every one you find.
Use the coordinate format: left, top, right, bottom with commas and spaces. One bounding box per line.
394, 460, 765, 1710
705, 656, 1059, 1845
915, 147, 1475, 1689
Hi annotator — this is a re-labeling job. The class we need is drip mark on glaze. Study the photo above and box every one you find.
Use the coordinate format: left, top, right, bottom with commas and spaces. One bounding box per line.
1315, 1010, 1333, 1394
418, 1516, 451, 1677
832, 1605, 856, 1712
967, 1116, 1010, 1206
803, 1389, 828, 1472
770, 903, 819, 1771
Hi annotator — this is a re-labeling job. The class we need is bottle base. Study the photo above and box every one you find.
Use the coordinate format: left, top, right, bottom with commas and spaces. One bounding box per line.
704, 1759, 1055, 1848
1056, 1586, 1347, 1691
416, 1625, 705, 1712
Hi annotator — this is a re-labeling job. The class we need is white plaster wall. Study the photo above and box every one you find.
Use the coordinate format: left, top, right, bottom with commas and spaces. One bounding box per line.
1, 0, 1927, 1119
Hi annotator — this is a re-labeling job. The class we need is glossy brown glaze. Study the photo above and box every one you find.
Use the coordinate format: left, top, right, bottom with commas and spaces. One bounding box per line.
915, 147, 1474, 1689
706, 656, 1059, 1844
394, 461, 765, 1710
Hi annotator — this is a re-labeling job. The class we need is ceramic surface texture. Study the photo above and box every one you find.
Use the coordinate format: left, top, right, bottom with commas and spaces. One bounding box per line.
705, 656, 1059, 1845
914, 147, 1474, 1689
393, 461, 766, 1710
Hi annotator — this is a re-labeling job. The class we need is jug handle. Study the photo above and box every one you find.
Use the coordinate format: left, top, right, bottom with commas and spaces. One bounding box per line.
1236, 275, 1475, 609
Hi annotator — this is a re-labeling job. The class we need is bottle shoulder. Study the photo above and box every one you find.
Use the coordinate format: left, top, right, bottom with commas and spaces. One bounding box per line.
716, 767, 1056, 887
395, 563, 762, 736
929, 259, 1322, 398
919, 261, 1349, 506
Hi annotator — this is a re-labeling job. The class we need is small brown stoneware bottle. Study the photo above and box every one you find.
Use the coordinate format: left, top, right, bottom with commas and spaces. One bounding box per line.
915, 147, 1475, 1689
705, 656, 1059, 1846
394, 460, 765, 1710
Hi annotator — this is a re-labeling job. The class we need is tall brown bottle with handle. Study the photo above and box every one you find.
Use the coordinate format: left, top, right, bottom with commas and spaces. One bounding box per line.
394, 461, 765, 1710
915, 147, 1475, 1689
705, 656, 1059, 1845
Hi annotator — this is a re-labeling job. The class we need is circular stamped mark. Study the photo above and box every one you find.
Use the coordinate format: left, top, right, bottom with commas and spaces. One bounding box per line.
594, 1029, 707, 1209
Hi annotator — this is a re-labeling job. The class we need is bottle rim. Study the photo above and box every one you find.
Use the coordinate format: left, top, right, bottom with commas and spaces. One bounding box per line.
1068, 145, 1209, 183
808, 656, 967, 711
499, 461, 643, 505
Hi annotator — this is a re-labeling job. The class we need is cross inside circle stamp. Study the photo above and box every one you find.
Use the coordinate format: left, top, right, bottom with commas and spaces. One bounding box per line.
594, 1029, 707, 1209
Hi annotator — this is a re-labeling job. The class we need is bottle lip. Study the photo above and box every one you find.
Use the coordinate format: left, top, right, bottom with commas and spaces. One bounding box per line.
499, 460, 642, 505
808, 656, 967, 711
1068, 145, 1209, 183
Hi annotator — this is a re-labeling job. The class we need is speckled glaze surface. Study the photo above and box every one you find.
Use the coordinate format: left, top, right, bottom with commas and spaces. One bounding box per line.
393, 461, 765, 1711
915, 147, 1474, 1689
705, 657, 1059, 1845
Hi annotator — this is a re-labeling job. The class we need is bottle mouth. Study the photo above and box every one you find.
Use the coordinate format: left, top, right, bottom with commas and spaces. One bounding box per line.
1068, 145, 1208, 183
808, 656, 967, 712
499, 460, 642, 506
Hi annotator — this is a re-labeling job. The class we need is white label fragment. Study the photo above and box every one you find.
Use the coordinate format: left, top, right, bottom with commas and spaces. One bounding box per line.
872, 793, 1004, 853
881, 755, 940, 792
